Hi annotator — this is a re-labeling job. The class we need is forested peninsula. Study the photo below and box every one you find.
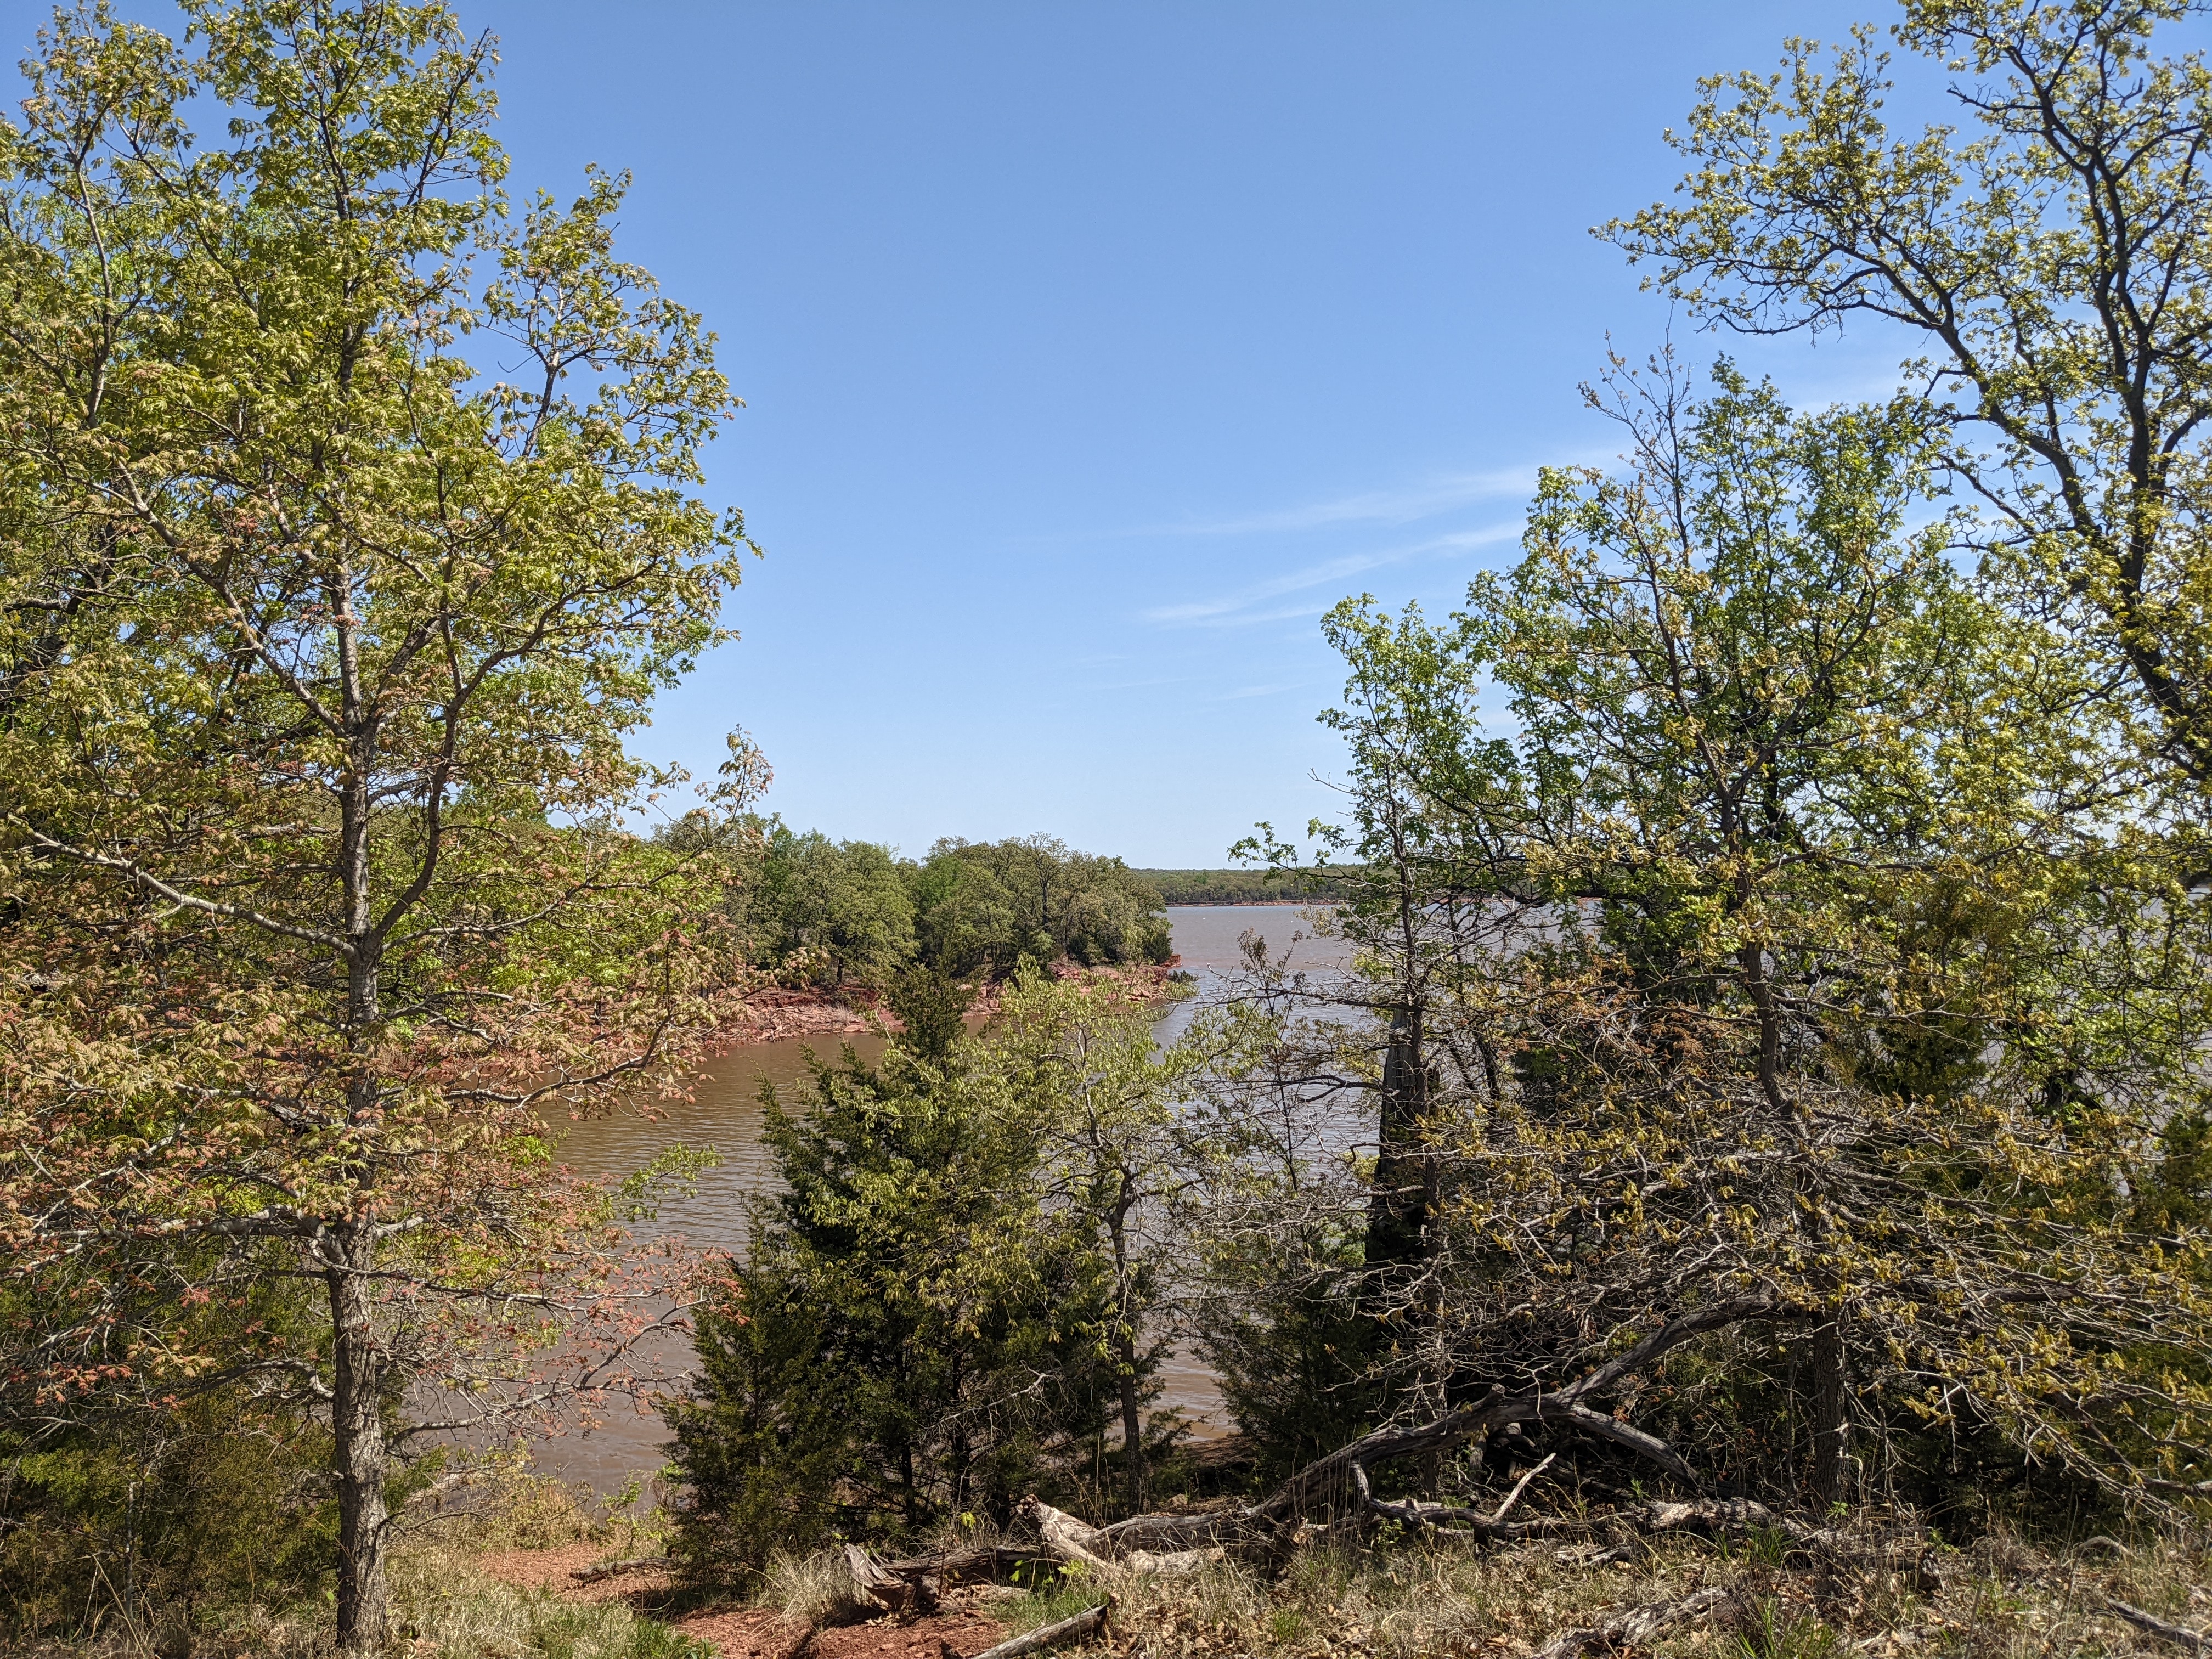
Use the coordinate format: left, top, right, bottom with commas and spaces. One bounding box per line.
4, 3, 2211, 1659
685, 829, 1178, 1041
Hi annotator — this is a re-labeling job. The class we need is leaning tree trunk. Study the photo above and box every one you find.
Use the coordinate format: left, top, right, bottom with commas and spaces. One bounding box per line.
330, 1231, 391, 1659
1362, 1015, 1431, 1282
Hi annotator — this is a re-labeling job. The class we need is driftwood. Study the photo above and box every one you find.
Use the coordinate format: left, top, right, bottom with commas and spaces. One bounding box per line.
848, 1543, 934, 1613
2107, 1599, 2210, 1652
1027, 1498, 1115, 1570
969, 1600, 1111, 1659
1528, 1586, 1730, 1659
1020, 1498, 1226, 1576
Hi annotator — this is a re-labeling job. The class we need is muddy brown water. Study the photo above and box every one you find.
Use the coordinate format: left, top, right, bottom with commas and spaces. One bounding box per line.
530, 906, 1350, 1493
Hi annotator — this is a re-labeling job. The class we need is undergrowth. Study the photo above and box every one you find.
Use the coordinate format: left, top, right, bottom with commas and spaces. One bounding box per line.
387, 1544, 710, 1659
969, 1521, 2209, 1659
3, 1463, 693, 1658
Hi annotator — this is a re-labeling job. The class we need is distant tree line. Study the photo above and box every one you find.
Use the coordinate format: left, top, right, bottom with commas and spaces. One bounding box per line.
1133, 868, 1346, 906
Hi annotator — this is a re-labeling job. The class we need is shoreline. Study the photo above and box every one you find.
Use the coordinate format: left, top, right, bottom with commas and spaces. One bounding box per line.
709, 957, 1183, 1051
1154, 898, 1333, 907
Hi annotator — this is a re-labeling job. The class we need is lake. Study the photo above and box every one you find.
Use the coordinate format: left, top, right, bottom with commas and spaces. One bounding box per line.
534, 905, 1351, 1492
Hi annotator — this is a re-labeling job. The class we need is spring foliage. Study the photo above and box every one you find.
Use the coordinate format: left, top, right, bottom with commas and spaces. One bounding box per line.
0, 1, 752, 1647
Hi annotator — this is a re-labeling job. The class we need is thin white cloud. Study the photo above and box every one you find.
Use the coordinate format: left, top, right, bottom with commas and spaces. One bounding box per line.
1150, 466, 1539, 538
1212, 681, 1313, 701
1143, 522, 1520, 629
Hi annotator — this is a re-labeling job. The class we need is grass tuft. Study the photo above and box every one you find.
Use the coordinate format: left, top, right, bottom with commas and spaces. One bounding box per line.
753, 1547, 874, 1629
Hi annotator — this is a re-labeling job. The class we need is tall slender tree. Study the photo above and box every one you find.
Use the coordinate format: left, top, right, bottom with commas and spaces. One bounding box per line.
0, 3, 753, 1649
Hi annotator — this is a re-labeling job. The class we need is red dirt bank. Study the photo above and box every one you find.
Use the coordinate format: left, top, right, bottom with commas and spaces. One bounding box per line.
473, 1544, 1011, 1658
714, 961, 1181, 1049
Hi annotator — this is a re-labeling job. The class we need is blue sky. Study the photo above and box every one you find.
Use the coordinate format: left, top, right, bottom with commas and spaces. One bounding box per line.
9, 1, 1939, 864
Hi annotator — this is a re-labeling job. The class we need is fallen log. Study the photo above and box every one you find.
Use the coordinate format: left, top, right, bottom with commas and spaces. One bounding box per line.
876, 1543, 1053, 1585
1028, 1498, 1116, 1570
969, 1600, 1111, 1659
1081, 1297, 1782, 1560
1528, 1585, 1730, 1659
1020, 1498, 1224, 1576
2107, 1599, 2209, 1652
567, 1556, 668, 1585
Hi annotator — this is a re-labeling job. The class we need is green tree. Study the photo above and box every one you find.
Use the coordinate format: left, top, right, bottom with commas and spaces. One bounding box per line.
1611, 0, 2212, 803
1254, 360, 2212, 1509
915, 836, 1171, 973
990, 970, 1227, 1513
668, 986, 1111, 1569
907, 845, 1022, 975
747, 825, 916, 988
0, 3, 752, 1648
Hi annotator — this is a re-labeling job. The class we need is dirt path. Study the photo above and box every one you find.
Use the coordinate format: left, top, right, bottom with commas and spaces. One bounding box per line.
473, 1545, 1014, 1659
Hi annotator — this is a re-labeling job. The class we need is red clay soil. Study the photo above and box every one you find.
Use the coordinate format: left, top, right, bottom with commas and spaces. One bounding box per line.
712, 960, 1180, 1051
473, 1545, 1014, 1659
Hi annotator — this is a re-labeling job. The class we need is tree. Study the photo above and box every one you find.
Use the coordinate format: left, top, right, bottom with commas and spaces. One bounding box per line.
907, 845, 1022, 975
913, 836, 1171, 974
747, 825, 916, 988
1249, 359, 2212, 1509
1611, 0, 2212, 804
990, 970, 1218, 1514
668, 977, 1111, 1570
0, 3, 752, 1649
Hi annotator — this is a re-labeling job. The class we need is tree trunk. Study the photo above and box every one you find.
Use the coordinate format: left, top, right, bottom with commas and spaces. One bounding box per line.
1110, 1188, 1143, 1515
1118, 1326, 1143, 1516
330, 1237, 390, 1659
1363, 1015, 1431, 1283
1809, 1305, 1848, 1506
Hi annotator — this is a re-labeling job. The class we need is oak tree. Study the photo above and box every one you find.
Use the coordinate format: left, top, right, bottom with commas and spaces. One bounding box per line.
0, 3, 753, 1648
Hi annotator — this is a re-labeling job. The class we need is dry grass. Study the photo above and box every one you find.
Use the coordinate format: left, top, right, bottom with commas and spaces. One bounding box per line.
386, 1541, 709, 1659
975, 1520, 2212, 1659
3, 1462, 693, 1659
3, 1545, 709, 1659
408, 1457, 669, 1556
753, 1547, 874, 1628
18, 1506, 2207, 1658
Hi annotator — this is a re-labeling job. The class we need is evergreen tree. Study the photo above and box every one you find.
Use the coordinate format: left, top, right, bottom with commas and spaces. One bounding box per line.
668, 977, 1114, 1572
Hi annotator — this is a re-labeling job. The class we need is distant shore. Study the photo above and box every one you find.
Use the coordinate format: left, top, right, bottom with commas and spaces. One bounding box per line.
1165, 898, 1333, 907
1136, 869, 1345, 907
